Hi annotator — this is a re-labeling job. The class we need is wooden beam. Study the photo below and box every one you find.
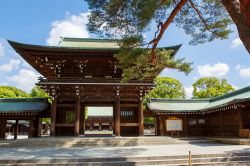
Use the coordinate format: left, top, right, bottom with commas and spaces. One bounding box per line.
55, 123, 75, 127
51, 99, 57, 136
14, 120, 19, 140
0, 119, 6, 140
120, 123, 139, 127
219, 111, 224, 137
159, 117, 165, 136
28, 118, 34, 138
120, 104, 138, 108
74, 96, 81, 136
114, 97, 121, 136
237, 109, 244, 129
138, 100, 144, 136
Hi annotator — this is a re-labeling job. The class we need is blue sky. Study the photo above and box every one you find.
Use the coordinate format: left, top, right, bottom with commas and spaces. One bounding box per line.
0, 1, 249, 98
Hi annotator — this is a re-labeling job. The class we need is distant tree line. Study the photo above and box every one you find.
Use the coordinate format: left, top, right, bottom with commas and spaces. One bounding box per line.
0, 86, 48, 99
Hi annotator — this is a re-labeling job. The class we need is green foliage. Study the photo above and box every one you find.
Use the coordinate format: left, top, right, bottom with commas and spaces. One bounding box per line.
86, 0, 232, 45
115, 44, 192, 82
30, 86, 49, 98
192, 77, 234, 98
0, 86, 29, 98
145, 77, 185, 100
174, 0, 232, 45
85, 106, 88, 119
144, 117, 156, 123
66, 111, 75, 124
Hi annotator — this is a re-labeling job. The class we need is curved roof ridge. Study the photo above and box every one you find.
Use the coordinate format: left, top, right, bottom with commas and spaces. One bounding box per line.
210, 85, 250, 102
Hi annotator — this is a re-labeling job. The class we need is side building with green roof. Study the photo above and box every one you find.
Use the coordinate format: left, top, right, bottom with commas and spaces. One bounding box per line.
147, 85, 250, 138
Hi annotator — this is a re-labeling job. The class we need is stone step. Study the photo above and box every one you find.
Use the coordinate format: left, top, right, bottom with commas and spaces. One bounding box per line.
0, 154, 250, 166
0, 137, 218, 148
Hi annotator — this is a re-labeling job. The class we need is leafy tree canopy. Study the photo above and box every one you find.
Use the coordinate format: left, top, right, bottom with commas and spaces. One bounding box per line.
0, 86, 29, 98
145, 76, 185, 100
192, 77, 234, 98
116, 40, 192, 82
85, 0, 237, 81
86, 0, 231, 46
30, 86, 49, 98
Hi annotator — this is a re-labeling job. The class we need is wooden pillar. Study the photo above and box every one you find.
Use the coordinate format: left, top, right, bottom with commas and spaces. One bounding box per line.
28, 118, 34, 138
159, 117, 165, 136
74, 96, 80, 136
80, 103, 85, 135
33, 118, 41, 137
51, 99, 57, 136
114, 97, 121, 136
138, 100, 144, 136
219, 111, 224, 137
156, 116, 160, 136
0, 119, 6, 139
206, 115, 210, 136
183, 115, 188, 137
237, 109, 243, 129
14, 120, 19, 140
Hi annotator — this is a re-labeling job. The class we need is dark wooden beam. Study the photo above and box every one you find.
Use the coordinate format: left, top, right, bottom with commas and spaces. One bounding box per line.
138, 100, 144, 136
0, 119, 6, 140
14, 120, 19, 140
219, 111, 224, 137
114, 97, 121, 136
74, 96, 81, 136
51, 99, 57, 136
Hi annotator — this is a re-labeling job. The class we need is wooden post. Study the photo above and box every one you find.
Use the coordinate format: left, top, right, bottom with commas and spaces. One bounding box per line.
138, 100, 144, 136
188, 151, 192, 166
184, 115, 188, 137
238, 109, 243, 129
14, 120, 19, 140
219, 111, 224, 137
156, 116, 160, 136
159, 117, 165, 136
74, 96, 81, 136
33, 118, 41, 137
206, 116, 210, 136
0, 119, 6, 139
81, 103, 85, 135
115, 97, 121, 136
28, 118, 34, 138
51, 99, 57, 136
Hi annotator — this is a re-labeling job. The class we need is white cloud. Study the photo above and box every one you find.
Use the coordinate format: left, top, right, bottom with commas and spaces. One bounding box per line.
197, 63, 229, 77
235, 64, 241, 71
231, 38, 243, 48
0, 42, 4, 56
0, 59, 21, 72
7, 69, 39, 91
46, 12, 90, 46
239, 67, 250, 79
184, 86, 193, 99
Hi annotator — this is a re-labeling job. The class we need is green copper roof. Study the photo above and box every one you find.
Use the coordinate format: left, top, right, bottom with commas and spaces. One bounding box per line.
58, 37, 120, 49
0, 98, 49, 113
148, 86, 250, 112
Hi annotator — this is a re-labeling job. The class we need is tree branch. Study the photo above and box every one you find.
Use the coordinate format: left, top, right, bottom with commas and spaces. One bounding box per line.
188, 0, 211, 32
150, 0, 188, 64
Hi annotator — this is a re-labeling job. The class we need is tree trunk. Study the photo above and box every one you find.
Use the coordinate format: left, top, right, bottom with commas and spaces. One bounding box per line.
221, 0, 250, 54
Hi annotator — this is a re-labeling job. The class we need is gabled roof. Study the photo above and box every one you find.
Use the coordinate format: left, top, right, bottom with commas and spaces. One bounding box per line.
148, 86, 250, 113
0, 98, 49, 114
8, 38, 182, 53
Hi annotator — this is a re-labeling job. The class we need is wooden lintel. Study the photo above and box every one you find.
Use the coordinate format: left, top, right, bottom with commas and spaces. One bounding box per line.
55, 123, 75, 127
120, 123, 139, 127
57, 104, 75, 107
120, 104, 138, 108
